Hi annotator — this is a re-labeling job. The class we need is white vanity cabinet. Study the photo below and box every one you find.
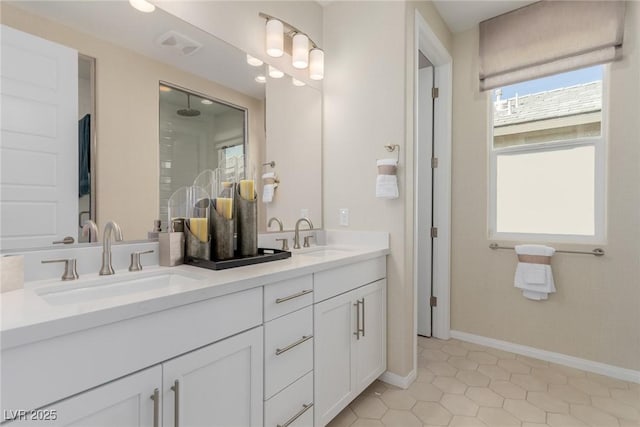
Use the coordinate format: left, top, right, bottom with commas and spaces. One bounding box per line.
313, 258, 387, 427
162, 326, 264, 427
262, 275, 315, 427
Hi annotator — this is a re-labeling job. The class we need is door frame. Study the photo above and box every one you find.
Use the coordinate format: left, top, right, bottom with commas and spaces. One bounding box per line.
412, 10, 452, 362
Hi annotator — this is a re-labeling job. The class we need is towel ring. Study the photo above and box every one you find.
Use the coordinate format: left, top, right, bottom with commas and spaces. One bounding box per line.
384, 144, 400, 164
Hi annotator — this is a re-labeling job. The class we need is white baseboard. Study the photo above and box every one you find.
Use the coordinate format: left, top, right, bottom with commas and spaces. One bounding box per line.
379, 369, 417, 390
450, 330, 640, 384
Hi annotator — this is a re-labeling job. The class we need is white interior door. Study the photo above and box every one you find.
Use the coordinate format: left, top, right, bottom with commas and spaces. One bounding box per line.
0, 25, 78, 250
417, 60, 434, 337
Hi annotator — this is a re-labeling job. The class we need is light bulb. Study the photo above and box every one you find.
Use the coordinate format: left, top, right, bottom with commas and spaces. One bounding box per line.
269, 65, 284, 79
265, 19, 284, 57
246, 54, 263, 67
309, 48, 324, 80
292, 33, 309, 69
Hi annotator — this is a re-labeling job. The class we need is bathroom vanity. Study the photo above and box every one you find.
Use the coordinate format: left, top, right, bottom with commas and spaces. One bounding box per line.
0, 233, 388, 427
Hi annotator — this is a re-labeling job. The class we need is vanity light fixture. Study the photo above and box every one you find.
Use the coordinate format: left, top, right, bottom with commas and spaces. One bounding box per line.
129, 0, 155, 13
255, 75, 267, 83
246, 54, 263, 67
265, 19, 284, 57
268, 65, 284, 79
292, 77, 306, 87
260, 12, 324, 81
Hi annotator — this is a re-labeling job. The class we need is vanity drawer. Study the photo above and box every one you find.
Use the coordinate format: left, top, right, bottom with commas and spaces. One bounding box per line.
314, 256, 386, 302
264, 274, 313, 322
264, 306, 313, 399
265, 371, 314, 427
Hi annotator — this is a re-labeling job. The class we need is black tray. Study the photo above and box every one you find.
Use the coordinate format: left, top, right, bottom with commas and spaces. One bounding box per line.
185, 248, 291, 271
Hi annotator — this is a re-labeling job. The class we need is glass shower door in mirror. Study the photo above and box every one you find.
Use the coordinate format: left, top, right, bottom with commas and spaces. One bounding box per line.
159, 83, 246, 230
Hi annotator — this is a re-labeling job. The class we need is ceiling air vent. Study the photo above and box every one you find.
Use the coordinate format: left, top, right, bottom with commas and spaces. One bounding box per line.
156, 31, 202, 56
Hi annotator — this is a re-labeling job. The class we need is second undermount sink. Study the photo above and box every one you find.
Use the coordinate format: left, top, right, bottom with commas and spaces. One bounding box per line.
35, 270, 205, 306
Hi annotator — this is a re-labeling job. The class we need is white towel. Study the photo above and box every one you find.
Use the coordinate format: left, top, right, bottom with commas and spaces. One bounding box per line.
376, 159, 399, 199
262, 172, 277, 203
514, 244, 555, 300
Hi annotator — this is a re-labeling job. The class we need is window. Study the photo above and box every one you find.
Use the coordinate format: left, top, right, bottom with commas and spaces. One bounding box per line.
489, 65, 606, 242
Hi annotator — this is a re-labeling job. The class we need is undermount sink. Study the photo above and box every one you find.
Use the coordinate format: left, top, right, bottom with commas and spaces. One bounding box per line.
35, 270, 205, 306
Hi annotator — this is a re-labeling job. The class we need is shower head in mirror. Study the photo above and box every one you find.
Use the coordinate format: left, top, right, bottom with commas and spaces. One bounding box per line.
177, 93, 201, 117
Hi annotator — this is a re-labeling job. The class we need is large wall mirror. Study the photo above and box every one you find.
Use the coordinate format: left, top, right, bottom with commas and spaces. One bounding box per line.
0, 1, 322, 252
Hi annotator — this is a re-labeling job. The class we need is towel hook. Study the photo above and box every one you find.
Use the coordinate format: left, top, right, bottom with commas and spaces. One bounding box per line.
262, 161, 276, 168
384, 144, 400, 164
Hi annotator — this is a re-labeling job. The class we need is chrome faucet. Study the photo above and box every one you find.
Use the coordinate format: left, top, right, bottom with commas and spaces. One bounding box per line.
267, 217, 284, 231
99, 221, 124, 275
82, 219, 99, 242
294, 217, 314, 249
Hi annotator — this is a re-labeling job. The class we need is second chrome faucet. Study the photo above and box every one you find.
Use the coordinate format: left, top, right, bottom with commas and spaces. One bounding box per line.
99, 221, 123, 275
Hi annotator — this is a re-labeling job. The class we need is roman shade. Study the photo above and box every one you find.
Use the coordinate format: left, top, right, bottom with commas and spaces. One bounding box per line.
479, 1, 626, 91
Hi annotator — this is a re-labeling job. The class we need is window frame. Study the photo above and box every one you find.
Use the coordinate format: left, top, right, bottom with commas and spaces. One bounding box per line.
488, 66, 608, 244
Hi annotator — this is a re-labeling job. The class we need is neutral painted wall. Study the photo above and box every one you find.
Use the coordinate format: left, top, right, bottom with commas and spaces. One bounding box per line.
1, 4, 265, 240
450, 2, 640, 370
265, 77, 322, 230
323, 1, 452, 377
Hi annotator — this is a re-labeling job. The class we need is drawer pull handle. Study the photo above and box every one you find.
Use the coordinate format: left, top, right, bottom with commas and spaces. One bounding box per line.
276, 335, 313, 355
277, 402, 314, 427
275, 289, 313, 304
150, 388, 159, 427
171, 380, 180, 427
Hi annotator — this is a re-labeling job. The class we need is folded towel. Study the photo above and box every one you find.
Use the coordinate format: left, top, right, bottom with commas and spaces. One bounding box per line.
262, 172, 277, 203
514, 244, 555, 300
376, 159, 398, 199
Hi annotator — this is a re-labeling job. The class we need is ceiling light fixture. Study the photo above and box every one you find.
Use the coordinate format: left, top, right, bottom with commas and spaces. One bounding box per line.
255, 75, 266, 83
129, 0, 155, 13
292, 77, 306, 87
201, 99, 214, 105
259, 12, 324, 81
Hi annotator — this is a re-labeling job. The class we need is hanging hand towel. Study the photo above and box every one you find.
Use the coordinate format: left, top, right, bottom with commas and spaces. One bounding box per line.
262, 172, 278, 203
514, 244, 556, 300
376, 159, 399, 199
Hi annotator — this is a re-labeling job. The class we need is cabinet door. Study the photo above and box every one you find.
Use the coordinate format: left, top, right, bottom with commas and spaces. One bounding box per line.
9, 366, 161, 426
313, 291, 356, 427
162, 326, 263, 427
354, 279, 387, 394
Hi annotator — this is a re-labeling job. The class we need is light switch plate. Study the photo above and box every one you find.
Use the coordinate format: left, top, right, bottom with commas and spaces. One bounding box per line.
339, 208, 349, 226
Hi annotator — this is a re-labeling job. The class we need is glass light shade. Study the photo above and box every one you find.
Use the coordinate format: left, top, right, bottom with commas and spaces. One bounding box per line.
255, 75, 266, 83
268, 65, 284, 79
292, 33, 309, 69
129, 0, 155, 13
266, 19, 284, 57
292, 77, 306, 87
309, 48, 324, 80
246, 54, 263, 67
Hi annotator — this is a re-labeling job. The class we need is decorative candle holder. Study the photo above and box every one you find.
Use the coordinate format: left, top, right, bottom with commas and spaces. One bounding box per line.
168, 186, 211, 260
211, 201, 234, 260
236, 184, 258, 257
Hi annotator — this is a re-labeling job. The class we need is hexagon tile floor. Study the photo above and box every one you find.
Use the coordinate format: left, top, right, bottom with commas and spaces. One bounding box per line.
327, 337, 640, 427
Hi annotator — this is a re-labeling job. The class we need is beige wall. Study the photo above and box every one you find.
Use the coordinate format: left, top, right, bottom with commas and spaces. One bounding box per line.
323, 1, 451, 377
450, 2, 640, 370
1, 4, 265, 240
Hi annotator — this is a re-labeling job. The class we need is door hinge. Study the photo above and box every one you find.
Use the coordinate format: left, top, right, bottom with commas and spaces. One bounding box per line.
430, 227, 438, 238
432, 87, 439, 99
431, 157, 439, 168
430, 296, 438, 307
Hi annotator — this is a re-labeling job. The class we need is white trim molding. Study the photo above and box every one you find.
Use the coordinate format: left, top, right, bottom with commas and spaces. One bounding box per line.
451, 330, 640, 384
379, 369, 417, 390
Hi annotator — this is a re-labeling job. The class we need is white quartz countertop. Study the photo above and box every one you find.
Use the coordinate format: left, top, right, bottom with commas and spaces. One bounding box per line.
1, 239, 388, 350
